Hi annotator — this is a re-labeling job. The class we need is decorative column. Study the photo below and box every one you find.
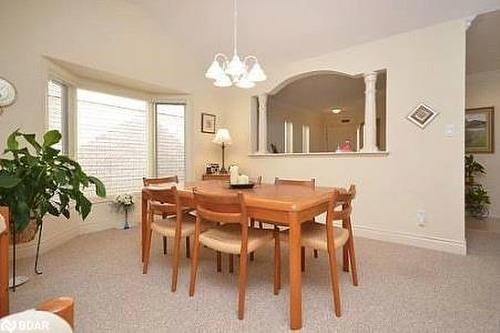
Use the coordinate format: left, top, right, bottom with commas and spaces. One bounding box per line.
361, 72, 378, 152
258, 94, 268, 154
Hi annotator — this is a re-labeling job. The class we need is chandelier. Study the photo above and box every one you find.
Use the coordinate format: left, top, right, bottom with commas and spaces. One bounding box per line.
205, 0, 267, 88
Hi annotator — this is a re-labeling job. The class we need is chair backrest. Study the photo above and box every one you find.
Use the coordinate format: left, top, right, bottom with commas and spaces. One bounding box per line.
274, 177, 315, 189
143, 175, 179, 186
146, 186, 181, 219
333, 185, 356, 222
0, 207, 10, 317
193, 190, 247, 225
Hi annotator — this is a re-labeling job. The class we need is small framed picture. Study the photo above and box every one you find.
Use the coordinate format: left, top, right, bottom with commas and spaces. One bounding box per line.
201, 113, 216, 134
407, 103, 439, 129
465, 107, 494, 154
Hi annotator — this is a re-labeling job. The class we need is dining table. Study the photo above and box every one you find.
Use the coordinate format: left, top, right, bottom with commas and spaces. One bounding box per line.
141, 180, 340, 330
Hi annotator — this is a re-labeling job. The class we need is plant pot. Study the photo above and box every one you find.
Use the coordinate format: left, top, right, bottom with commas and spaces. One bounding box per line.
9, 219, 39, 244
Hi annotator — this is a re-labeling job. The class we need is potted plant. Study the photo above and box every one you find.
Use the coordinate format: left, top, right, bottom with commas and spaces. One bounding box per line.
114, 193, 134, 229
464, 154, 490, 218
0, 129, 106, 279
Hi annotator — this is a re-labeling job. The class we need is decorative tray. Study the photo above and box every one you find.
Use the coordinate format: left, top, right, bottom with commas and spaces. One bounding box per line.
227, 182, 255, 189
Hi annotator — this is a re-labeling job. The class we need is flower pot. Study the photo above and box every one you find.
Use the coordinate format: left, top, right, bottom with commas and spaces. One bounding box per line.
9, 219, 38, 244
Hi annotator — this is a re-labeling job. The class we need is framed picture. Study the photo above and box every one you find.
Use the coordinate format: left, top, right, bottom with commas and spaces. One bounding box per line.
201, 113, 216, 134
407, 103, 439, 129
465, 107, 494, 154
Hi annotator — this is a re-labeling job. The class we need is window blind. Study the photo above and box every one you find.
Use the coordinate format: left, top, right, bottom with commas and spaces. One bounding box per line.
77, 89, 147, 195
156, 103, 185, 181
47, 80, 68, 153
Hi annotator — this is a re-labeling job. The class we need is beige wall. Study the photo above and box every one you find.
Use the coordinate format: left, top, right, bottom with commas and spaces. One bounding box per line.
224, 20, 467, 253
466, 69, 500, 218
0, 0, 225, 258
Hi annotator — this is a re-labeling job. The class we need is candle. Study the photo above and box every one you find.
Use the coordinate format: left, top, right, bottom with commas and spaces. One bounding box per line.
230, 166, 239, 184
237, 174, 249, 184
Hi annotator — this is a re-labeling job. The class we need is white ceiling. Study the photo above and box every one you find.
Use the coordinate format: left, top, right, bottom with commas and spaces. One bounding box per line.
467, 10, 500, 74
127, 0, 500, 69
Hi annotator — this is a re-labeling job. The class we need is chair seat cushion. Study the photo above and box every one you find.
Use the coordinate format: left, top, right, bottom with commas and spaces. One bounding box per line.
151, 213, 208, 238
200, 224, 274, 254
300, 222, 349, 251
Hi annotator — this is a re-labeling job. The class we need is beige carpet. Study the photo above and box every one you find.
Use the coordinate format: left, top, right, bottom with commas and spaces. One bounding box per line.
9, 227, 500, 332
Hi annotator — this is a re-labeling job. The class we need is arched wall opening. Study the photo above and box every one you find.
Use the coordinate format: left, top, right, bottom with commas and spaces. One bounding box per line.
251, 70, 386, 154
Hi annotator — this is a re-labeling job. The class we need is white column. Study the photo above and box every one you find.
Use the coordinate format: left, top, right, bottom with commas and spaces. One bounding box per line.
258, 94, 268, 154
361, 72, 378, 152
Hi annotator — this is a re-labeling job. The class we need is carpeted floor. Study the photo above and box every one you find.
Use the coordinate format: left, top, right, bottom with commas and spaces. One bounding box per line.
9, 227, 500, 332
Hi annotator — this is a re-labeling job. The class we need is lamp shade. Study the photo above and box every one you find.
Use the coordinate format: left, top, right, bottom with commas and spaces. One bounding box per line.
235, 76, 256, 89
226, 54, 246, 77
246, 61, 267, 82
213, 128, 232, 145
214, 74, 232, 87
205, 59, 225, 80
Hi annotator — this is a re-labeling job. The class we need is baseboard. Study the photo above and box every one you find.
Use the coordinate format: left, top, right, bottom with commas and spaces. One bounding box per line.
351, 224, 467, 255
79, 219, 138, 234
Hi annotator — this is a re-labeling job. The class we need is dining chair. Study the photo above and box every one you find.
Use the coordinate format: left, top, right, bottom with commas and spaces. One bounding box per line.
189, 189, 281, 320
143, 176, 191, 258
299, 185, 358, 317
143, 186, 208, 292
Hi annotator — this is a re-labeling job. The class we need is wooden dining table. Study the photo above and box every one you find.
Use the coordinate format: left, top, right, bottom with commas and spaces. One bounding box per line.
141, 180, 340, 330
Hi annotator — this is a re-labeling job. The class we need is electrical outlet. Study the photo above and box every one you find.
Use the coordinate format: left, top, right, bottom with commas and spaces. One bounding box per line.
416, 210, 427, 227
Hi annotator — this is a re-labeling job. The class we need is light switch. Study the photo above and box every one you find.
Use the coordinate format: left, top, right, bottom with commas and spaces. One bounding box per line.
445, 124, 456, 137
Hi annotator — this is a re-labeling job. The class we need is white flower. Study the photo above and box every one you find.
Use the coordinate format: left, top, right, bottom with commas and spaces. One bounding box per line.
115, 193, 134, 207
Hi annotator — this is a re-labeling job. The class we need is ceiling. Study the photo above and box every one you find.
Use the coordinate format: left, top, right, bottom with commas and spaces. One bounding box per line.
467, 10, 500, 74
126, 0, 500, 70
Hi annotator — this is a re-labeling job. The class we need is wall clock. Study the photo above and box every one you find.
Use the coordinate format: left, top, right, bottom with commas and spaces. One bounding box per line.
0, 77, 17, 115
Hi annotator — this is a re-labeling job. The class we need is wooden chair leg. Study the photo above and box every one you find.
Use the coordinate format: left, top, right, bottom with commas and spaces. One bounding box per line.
142, 229, 153, 274
258, 222, 263, 229
347, 236, 359, 286
238, 251, 248, 320
325, 220, 342, 318
185, 236, 191, 259
249, 219, 255, 261
274, 230, 281, 294
189, 221, 202, 297
216, 251, 222, 272
301, 246, 305, 272
314, 249, 318, 258
163, 236, 167, 255
171, 235, 182, 292
343, 245, 349, 272
229, 254, 234, 273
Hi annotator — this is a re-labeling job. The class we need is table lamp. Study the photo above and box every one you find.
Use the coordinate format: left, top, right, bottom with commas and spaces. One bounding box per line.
212, 128, 232, 174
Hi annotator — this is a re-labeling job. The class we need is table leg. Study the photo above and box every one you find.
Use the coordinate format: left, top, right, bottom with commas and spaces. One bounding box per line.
288, 212, 302, 330
141, 193, 147, 263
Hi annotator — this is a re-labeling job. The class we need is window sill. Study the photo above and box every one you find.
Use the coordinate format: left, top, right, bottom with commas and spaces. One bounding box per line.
248, 151, 389, 158
87, 191, 142, 205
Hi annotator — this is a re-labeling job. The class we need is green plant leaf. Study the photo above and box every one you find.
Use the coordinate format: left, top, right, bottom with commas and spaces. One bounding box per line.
42, 130, 62, 148
21, 133, 42, 151
88, 176, 106, 198
6, 130, 20, 151
0, 174, 22, 188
